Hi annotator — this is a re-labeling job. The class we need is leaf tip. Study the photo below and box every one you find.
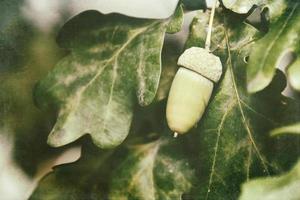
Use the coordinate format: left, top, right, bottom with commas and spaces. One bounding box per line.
47, 134, 64, 148
47, 128, 80, 148
269, 130, 279, 137
137, 90, 156, 107
247, 73, 272, 93
90, 131, 128, 149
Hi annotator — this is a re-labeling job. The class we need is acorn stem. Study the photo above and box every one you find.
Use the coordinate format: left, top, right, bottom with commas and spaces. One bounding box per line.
205, 0, 218, 51
173, 132, 178, 138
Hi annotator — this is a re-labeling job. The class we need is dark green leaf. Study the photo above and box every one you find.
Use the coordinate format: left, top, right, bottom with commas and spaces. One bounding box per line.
109, 139, 194, 200
30, 136, 194, 200
186, 10, 300, 200
34, 10, 183, 149
182, 0, 206, 10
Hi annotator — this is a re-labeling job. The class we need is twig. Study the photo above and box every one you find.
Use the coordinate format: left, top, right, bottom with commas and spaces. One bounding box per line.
205, 0, 218, 51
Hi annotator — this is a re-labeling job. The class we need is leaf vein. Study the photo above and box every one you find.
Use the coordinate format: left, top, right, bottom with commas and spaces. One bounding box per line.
206, 100, 236, 200
225, 31, 270, 175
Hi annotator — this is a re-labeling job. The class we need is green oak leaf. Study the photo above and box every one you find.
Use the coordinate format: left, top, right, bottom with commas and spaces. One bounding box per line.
34, 10, 183, 149
186, 10, 300, 200
239, 160, 300, 200
30, 137, 194, 200
247, 2, 300, 93
109, 139, 194, 200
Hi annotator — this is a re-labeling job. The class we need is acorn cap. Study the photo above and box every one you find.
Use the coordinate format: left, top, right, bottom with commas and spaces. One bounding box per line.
177, 47, 222, 83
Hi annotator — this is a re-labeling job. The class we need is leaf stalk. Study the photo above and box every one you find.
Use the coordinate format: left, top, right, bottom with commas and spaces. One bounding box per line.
205, 0, 218, 51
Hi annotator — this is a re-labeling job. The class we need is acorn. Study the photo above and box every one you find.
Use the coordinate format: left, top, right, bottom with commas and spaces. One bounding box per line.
166, 47, 222, 136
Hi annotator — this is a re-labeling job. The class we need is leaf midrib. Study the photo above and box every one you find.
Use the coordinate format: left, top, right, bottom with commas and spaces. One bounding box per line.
58, 21, 161, 135
225, 32, 270, 174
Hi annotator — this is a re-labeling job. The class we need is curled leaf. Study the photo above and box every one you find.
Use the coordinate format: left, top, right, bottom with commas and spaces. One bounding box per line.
247, 3, 300, 93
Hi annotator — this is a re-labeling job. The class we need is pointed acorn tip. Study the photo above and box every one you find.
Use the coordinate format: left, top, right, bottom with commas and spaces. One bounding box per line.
173, 132, 178, 138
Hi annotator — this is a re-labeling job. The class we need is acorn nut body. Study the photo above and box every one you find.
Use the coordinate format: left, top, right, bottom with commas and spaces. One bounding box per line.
166, 47, 222, 135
